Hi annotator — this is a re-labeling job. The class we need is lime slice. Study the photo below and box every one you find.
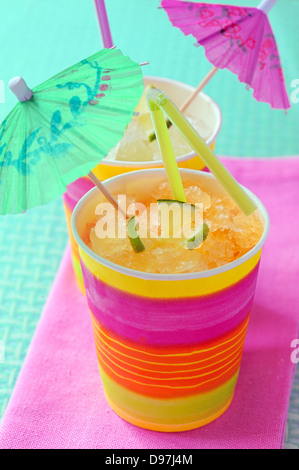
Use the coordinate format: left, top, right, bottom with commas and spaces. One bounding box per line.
157, 199, 196, 211
138, 113, 153, 132
184, 223, 209, 250
133, 85, 156, 133
127, 216, 146, 253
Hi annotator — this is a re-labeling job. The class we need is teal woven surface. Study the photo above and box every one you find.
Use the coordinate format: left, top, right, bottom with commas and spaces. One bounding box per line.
0, 0, 298, 448
0, 199, 68, 417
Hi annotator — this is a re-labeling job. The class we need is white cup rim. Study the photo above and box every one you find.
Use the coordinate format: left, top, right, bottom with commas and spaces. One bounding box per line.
71, 169, 270, 281
100, 75, 222, 168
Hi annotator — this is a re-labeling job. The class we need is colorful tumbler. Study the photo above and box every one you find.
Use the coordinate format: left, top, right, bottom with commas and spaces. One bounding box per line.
71, 168, 269, 432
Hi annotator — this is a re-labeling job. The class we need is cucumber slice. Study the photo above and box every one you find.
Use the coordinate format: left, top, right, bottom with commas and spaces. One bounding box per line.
184, 223, 209, 250
127, 217, 146, 253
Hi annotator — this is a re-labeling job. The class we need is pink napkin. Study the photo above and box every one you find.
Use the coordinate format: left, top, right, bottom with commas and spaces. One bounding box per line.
1, 156, 298, 449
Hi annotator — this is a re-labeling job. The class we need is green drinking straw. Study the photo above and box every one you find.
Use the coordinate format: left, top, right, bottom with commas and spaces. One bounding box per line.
146, 88, 257, 216
147, 94, 187, 202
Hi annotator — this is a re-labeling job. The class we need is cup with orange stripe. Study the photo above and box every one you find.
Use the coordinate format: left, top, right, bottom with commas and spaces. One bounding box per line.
71, 168, 269, 432
64, 76, 222, 291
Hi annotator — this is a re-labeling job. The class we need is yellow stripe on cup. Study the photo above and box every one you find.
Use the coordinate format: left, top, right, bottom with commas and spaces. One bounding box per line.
79, 247, 262, 298
99, 367, 238, 432
91, 153, 208, 181
71, 254, 85, 294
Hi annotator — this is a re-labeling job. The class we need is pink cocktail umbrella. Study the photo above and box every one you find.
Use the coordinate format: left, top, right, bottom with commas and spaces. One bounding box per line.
161, 0, 290, 109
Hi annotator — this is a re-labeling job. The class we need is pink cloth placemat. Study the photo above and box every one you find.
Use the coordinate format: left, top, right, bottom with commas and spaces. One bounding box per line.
1, 156, 299, 449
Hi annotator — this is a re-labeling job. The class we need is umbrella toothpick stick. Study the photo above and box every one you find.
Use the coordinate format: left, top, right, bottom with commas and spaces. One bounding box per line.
149, 66, 218, 142
88, 172, 127, 218
180, 66, 218, 113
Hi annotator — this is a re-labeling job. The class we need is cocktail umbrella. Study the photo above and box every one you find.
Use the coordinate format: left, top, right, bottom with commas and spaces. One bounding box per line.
0, 48, 143, 215
160, 0, 290, 110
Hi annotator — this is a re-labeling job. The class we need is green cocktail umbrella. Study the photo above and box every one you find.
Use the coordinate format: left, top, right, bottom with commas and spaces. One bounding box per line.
0, 48, 144, 215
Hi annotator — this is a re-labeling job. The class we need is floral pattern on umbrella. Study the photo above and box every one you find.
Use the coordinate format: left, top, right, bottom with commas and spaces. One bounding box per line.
161, 0, 290, 109
0, 48, 144, 214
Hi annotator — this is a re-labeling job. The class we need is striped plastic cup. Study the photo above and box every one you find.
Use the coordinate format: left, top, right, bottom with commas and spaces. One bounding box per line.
64, 76, 222, 291
71, 169, 269, 432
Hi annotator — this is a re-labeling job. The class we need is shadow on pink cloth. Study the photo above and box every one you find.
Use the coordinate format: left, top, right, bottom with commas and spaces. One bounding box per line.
0, 156, 298, 449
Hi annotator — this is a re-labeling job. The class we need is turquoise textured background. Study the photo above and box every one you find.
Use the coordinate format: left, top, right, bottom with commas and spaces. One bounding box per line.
0, 0, 298, 448
0, 0, 298, 156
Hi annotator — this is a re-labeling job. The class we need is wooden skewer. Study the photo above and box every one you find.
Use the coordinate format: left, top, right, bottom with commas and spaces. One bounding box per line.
180, 66, 218, 113
148, 66, 218, 142
88, 171, 128, 218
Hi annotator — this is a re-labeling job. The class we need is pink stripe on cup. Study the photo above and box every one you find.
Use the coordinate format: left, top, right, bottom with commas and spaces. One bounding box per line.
81, 262, 260, 346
